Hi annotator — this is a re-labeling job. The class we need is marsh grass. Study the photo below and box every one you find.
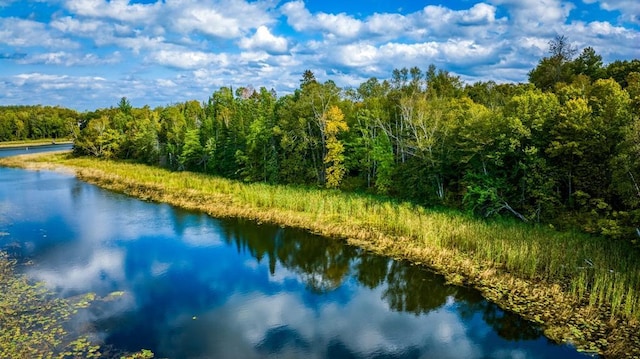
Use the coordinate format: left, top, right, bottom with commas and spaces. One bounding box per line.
3, 152, 640, 356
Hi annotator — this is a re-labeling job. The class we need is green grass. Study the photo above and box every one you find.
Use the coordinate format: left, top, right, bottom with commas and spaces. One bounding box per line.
3, 152, 640, 356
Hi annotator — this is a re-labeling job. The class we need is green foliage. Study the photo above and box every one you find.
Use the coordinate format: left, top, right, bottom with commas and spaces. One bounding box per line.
179, 128, 203, 171
0, 105, 79, 141
372, 132, 394, 194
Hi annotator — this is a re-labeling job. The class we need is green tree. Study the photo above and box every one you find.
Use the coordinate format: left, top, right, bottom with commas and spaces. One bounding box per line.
529, 35, 577, 91
179, 128, 203, 171
571, 47, 604, 81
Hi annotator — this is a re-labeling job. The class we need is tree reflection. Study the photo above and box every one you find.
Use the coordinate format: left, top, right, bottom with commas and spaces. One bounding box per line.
382, 261, 458, 315
219, 218, 281, 275
219, 217, 546, 342
354, 251, 390, 290
220, 219, 356, 293
455, 289, 544, 341
276, 231, 356, 293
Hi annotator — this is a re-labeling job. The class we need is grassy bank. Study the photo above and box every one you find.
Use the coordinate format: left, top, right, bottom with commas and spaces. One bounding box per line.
2, 152, 640, 357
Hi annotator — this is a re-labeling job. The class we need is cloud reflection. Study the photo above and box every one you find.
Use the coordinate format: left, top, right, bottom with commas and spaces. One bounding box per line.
158, 288, 482, 359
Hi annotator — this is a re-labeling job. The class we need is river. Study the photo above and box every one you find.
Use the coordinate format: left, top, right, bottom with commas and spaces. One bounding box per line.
0, 148, 592, 358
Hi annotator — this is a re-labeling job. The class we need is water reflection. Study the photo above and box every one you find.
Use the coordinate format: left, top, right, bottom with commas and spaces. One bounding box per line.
0, 143, 73, 158
0, 166, 591, 358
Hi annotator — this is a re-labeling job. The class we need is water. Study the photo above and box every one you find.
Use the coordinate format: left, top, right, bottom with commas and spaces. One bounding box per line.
0, 155, 593, 358
0, 142, 73, 157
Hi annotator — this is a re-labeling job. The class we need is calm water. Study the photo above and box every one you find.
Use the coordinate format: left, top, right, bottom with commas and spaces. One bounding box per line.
0, 155, 593, 358
0, 142, 73, 157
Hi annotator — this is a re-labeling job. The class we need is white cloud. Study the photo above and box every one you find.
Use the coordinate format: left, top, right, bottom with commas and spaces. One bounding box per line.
12, 73, 106, 88
440, 39, 500, 64
414, 3, 499, 29
167, 0, 276, 39
63, 0, 162, 23
562, 20, 640, 59
365, 13, 409, 36
488, 0, 574, 33
17, 51, 121, 66
50, 16, 105, 34
316, 12, 363, 38
460, 3, 498, 25
281, 1, 363, 39
60, 0, 276, 40
170, 7, 243, 38
238, 26, 288, 53
149, 49, 229, 69
583, 0, 640, 24
282, 1, 505, 43
0, 18, 78, 49
329, 39, 498, 71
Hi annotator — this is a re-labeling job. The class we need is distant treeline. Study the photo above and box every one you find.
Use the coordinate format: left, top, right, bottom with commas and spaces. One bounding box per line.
0, 105, 79, 141
3, 37, 640, 242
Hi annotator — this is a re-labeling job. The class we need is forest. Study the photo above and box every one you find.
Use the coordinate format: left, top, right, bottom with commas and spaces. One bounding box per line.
2, 37, 639, 243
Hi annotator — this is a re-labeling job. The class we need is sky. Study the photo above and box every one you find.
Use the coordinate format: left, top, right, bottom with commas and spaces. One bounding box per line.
0, 0, 639, 110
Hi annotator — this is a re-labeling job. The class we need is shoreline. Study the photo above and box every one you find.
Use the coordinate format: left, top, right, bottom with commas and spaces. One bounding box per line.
0, 139, 73, 149
2, 152, 639, 358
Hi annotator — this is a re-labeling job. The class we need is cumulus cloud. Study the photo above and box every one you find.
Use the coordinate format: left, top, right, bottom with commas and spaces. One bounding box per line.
238, 26, 288, 53
62, 0, 162, 23
167, 0, 276, 39
412, 3, 501, 32
488, 0, 574, 33
50, 16, 106, 34
17, 51, 121, 66
170, 7, 243, 38
0, 18, 78, 49
281, 1, 363, 39
12, 73, 107, 90
148, 49, 229, 69
583, 0, 640, 24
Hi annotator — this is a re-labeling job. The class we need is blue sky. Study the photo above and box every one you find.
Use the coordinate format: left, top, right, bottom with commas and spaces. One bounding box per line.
0, 0, 638, 110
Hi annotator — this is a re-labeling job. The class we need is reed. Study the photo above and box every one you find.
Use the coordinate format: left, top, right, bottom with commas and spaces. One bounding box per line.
2, 152, 640, 357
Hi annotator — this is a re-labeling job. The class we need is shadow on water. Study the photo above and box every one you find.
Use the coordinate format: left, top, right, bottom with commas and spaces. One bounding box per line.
0, 164, 594, 358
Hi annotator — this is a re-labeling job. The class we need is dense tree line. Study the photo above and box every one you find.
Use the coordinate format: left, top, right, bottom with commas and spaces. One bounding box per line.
0, 105, 79, 141
3, 38, 638, 242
